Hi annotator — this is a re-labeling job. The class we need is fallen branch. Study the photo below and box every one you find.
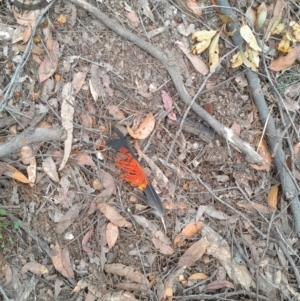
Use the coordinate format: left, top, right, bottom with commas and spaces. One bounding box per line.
0, 127, 67, 158
215, 0, 300, 234
69, 0, 262, 164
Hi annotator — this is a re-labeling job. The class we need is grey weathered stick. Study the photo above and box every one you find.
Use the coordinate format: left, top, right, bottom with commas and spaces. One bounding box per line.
69, 0, 262, 164
0, 127, 67, 158
215, 0, 300, 233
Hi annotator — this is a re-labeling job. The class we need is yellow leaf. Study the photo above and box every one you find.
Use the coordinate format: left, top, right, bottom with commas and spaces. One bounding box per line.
264, 12, 282, 41
268, 186, 278, 210
246, 46, 260, 68
192, 30, 217, 41
278, 35, 292, 53
188, 273, 208, 280
240, 24, 262, 52
192, 39, 211, 54
0, 161, 30, 184
240, 49, 258, 72
271, 23, 285, 35
231, 52, 243, 68
255, 2, 267, 31
209, 31, 220, 71
218, 14, 235, 24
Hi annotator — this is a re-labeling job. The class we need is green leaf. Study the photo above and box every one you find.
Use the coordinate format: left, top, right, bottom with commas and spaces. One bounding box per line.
0, 209, 7, 216
13, 221, 20, 230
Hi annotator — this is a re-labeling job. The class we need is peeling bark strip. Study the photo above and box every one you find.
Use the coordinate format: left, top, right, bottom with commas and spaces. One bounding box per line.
11, 0, 53, 10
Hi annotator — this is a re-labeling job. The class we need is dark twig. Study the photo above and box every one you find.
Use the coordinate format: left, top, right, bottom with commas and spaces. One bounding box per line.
215, 0, 300, 233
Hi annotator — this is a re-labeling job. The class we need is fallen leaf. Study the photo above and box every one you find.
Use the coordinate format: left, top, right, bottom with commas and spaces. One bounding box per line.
161, 90, 177, 121
51, 244, 74, 279
73, 151, 95, 167
106, 222, 119, 249
39, 40, 59, 83
21, 262, 49, 275
192, 30, 217, 41
209, 31, 220, 71
187, 0, 201, 15
59, 83, 75, 171
204, 102, 213, 114
140, 0, 154, 21
151, 237, 174, 255
250, 140, 272, 171
206, 279, 234, 290
82, 228, 99, 254
231, 122, 240, 137
98, 202, 133, 228
255, 2, 267, 31
20, 145, 36, 185
176, 41, 208, 75
42, 157, 59, 182
264, 12, 282, 41
268, 186, 278, 210
188, 273, 208, 280
55, 203, 81, 234
127, 112, 155, 139
107, 105, 126, 120
105, 263, 148, 285
240, 24, 262, 52
269, 46, 300, 71
88, 169, 116, 215
173, 221, 203, 246
236, 200, 271, 215
72, 72, 86, 95
126, 11, 139, 28
142, 154, 169, 185
2, 265, 12, 285
231, 52, 243, 68
278, 35, 292, 53
73, 279, 89, 293
0, 161, 30, 183
201, 224, 253, 290
178, 237, 208, 268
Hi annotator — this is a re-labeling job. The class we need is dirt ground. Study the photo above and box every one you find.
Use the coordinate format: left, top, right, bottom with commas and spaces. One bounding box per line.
1, 0, 300, 300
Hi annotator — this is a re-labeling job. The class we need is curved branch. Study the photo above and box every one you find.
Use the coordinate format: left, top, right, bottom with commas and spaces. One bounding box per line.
0, 127, 67, 158
69, 0, 262, 164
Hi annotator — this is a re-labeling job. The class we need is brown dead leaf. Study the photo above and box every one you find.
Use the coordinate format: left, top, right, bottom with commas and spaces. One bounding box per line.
72, 151, 95, 167
231, 121, 240, 137
175, 41, 208, 75
59, 83, 74, 171
105, 263, 148, 285
42, 156, 59, 182
201, 224, 253, 290
107, 105, 125, 120
0, 161, 30, 183
268, 185, 278, 210
20, 145, 36, 185
204, 102, 213, 114
151, 237, 174, 255
106, 222, 119, 249
178, 237, 208, 268
173, 221, 203, 246
188, 273, 208, 280
39, 40, 60, 83
236, 200, 271, 215
187, 0, 201, 15
206, 279, 234, 290
126, 11, 139, 28
73, 279, 89, 293
81, 228, 100, 254
51, 244, 74, 279
2, 265, 12, 285
250, 140, 272, 171
82, 228, 99, 254
269, 46, 300, 71
72, 72, 86, 95
21, 262, 49, 275
88, 169, 116, 215
98, 202, 133, 228
55, 203, 81, 234
127, 112, 155, 139
161, 90, 177, 121
274, 0, 285, 17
